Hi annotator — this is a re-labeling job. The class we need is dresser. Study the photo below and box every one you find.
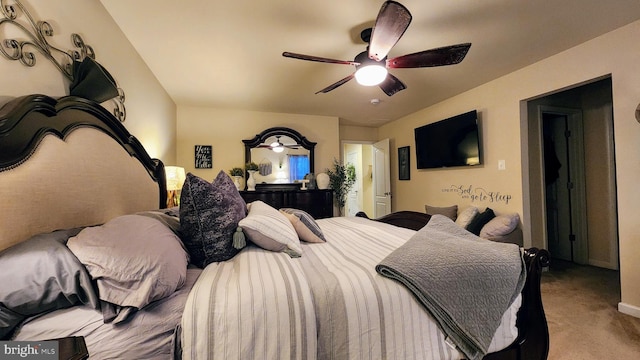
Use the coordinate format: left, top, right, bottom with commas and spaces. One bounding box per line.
240, 189, 334, 219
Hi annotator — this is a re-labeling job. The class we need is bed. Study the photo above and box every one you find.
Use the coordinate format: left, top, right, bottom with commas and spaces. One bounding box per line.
0, 94, 550, 360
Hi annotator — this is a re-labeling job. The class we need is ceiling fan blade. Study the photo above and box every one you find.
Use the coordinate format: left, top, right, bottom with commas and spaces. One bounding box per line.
315, 74, 355, 94
368, 1, 412, 62
379, 73, 406, 96
283, 52, 359, 66
387, 43, 472, 68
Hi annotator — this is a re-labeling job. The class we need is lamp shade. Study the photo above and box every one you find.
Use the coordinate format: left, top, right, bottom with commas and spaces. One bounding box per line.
354, 64, 388, 86
165, 166, 186, 191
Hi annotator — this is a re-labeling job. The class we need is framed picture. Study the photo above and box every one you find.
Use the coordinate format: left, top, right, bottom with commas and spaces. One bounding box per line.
398, 146, 410, 180
194, 145, 212, 169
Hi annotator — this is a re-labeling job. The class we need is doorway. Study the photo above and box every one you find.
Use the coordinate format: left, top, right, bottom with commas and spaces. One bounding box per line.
524, 77, 619, 270
342, 139, 391, 218
343, 142, 373, 217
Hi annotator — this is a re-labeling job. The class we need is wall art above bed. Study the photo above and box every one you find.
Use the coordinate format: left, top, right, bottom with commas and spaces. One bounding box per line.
0, 0, 126, 120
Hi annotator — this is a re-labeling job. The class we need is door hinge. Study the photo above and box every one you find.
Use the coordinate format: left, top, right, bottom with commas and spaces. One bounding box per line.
567, 181, 574, 190
569, 234, 576, 242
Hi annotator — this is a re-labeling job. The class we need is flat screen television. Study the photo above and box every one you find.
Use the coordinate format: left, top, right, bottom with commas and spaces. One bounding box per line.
414, 110, 482, 169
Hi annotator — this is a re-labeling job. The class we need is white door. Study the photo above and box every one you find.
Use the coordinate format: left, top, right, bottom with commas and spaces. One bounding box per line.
372, 139, 391, 217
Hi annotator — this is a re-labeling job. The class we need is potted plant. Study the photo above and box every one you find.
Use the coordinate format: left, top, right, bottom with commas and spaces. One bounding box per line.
245, 162, 259, 171
229, 167, 244, 176
245, 162, 259, 191
229, 167, 244, 190
326, 159, 356, 216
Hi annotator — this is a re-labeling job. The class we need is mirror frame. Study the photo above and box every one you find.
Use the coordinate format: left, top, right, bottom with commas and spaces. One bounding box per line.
243, 127, 316, 175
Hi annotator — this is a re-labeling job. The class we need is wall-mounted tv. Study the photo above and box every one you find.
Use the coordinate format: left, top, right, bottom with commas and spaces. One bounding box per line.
414, 110, 482, 169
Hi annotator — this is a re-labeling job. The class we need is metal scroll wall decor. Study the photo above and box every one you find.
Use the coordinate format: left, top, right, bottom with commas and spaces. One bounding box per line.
0, 0, 126, 121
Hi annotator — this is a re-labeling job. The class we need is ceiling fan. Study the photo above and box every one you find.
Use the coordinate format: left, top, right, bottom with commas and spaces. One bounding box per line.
257, 136, 299, 153
282, 0, 471, 96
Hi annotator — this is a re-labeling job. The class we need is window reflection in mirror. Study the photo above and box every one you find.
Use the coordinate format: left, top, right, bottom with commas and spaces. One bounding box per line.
250, 135, 310, 183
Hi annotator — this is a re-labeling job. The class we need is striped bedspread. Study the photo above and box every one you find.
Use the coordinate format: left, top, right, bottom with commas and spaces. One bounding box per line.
181, 216, 520, 360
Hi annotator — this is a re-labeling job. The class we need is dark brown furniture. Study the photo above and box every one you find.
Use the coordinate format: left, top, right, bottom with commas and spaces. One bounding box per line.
240, 189, 333, 219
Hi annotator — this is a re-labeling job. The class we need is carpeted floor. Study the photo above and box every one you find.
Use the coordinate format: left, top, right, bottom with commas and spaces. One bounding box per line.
541, 259, 640, 359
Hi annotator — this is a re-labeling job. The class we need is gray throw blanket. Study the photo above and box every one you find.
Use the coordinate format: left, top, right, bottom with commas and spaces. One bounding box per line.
376, 215, 525, 360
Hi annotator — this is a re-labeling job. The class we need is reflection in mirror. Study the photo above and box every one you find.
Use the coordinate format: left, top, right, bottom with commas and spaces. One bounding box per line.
250, 135, 309, 183
243, 127, 316, 185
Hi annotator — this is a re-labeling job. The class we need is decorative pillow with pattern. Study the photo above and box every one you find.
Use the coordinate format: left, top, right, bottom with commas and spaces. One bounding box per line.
280, 208, 326, 243
180, 171, 248, 267
280, 211, 323, 244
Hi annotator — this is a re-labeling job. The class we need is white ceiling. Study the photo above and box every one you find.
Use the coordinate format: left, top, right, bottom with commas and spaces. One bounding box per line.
101, 0, 640, 127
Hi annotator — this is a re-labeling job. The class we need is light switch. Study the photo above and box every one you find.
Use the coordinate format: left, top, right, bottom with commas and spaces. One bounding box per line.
498, 160, 506, 170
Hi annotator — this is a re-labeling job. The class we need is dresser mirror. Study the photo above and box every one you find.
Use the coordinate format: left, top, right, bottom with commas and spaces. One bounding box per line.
243, 127, 316, 185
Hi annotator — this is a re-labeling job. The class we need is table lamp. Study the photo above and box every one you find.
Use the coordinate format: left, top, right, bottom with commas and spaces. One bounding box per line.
165, 166, 186, 207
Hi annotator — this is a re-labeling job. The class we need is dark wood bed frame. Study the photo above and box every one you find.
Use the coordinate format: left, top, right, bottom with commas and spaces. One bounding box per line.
1, 95, 549, 360
0, 94, 166, 208
357, 211, 550, 360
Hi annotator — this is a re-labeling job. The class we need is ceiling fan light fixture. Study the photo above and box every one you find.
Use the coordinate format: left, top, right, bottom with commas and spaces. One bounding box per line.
355, 64, 388, 86
272, 146, 285, 153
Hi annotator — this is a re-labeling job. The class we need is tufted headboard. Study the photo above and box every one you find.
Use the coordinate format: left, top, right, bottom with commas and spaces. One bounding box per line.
0, 94, 166, 252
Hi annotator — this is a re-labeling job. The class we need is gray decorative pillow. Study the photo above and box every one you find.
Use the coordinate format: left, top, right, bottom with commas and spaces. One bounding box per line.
425, 204, 458, 221
67, 214, 189, 324
0, 228, 99, 339
280, 208, 326, 243
180, 171, 247, 267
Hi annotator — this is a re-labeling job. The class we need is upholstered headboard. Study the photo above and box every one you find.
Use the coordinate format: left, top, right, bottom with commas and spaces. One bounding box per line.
0, 94, 166, 252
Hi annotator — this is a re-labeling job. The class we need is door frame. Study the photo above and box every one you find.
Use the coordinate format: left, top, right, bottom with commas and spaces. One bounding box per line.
372, 138, 392, 217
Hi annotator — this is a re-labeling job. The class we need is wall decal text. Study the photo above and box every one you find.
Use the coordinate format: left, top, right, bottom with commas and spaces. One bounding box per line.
443, 185, 512, 204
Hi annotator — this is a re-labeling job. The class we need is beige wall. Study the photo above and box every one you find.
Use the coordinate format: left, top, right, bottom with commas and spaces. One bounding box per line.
379, 21, 640, 315
339, 124, 378, 142
176, 106, 339, 182
1, 0, 177, 163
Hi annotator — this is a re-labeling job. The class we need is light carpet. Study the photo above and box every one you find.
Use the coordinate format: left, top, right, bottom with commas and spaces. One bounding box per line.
541, 260, 640, 359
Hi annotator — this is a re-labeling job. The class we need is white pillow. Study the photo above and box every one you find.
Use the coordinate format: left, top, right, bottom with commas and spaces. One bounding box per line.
455, 206, 479, 228
239, 201, 302, 257
480, 213, 520, 238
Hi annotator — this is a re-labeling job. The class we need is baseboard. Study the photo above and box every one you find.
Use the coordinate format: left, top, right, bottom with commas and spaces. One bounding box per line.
618, 302, 640, 319
588, 259, 618, 270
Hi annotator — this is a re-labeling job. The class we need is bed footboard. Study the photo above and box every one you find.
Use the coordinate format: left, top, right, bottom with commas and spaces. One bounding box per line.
357, 211, 550, 360
488, 247, 550, 360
